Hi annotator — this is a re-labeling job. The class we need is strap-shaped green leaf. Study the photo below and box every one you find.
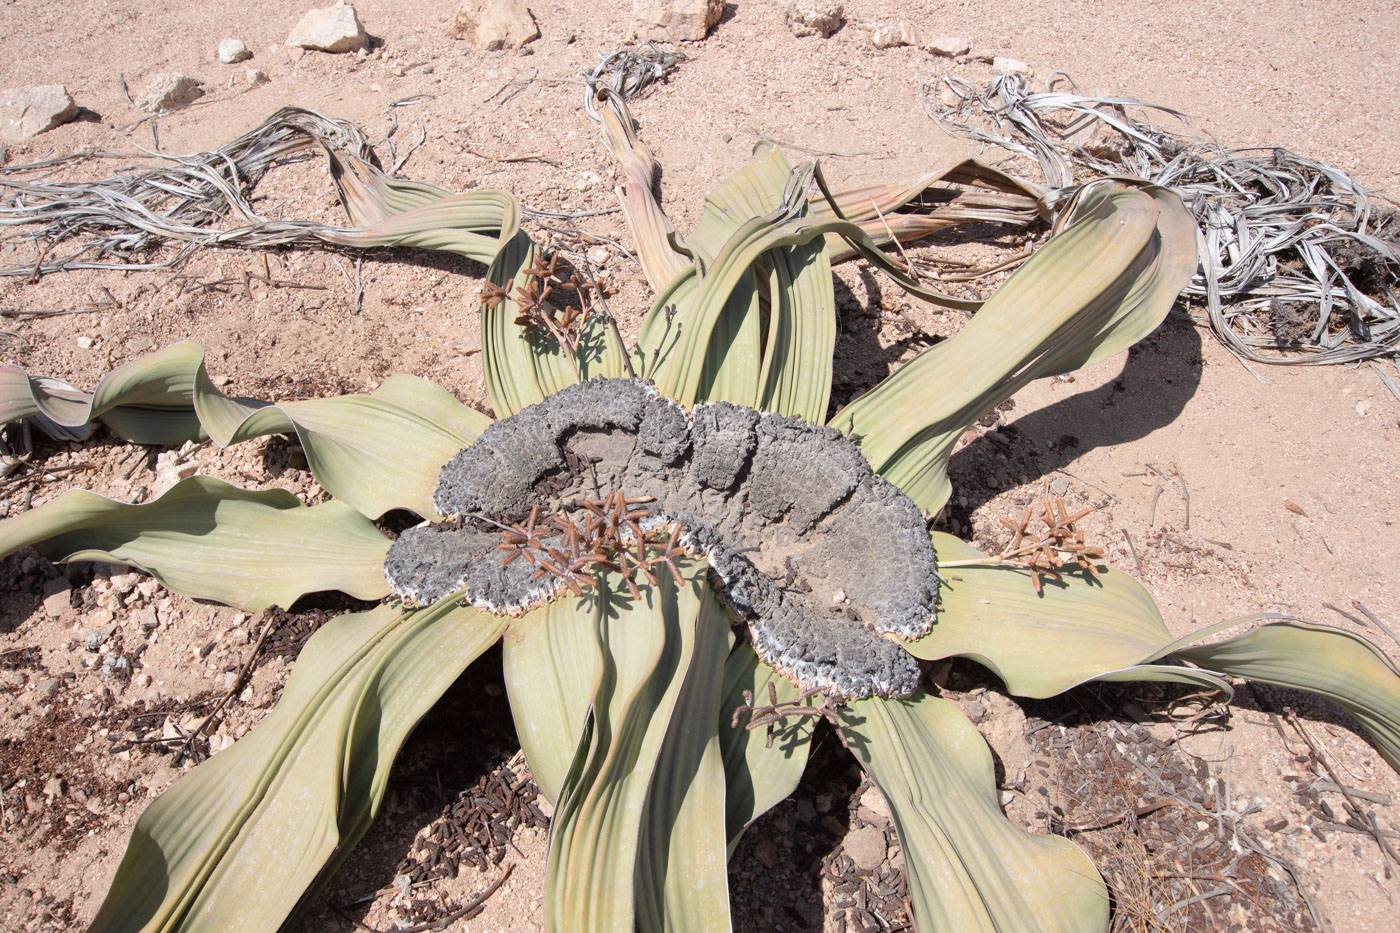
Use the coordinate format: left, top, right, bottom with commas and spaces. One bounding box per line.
906, 533, 1175, 697
0, 476, 389, 610
840, 693, 1108, 933
88, 598, 506, 933
0, 341, 206, 445
835, 183, 1197, 514
503, 592, 606, 805
544, 562, 709, 932
635, 588, 735, 932
481, 230, 628, 418
0, 342, 491, 519
1170, 621, 1400, 770
718, 643, 814, 849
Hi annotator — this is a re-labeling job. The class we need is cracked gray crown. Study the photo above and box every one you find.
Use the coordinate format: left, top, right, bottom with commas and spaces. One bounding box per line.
383, 378, 939, 699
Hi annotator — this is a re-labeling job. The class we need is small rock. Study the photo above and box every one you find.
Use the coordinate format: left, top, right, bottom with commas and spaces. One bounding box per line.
43, 776, 66, 800
754, 835, 780, 869
286, 1, 368, 53
924, 35, 970, 57
859, 785, 891, 821
447, 0, 539, 50
574, 169, 601, 190
136, 608, 159, 632
869, 21, 917, 49
84, 621, 118, 651
992, 56, 1032, 76
784, 0, 843, 38
844, 824, 887, 871
134, 672, 153, 688
101, 653, 131, 680
135, 73, 205, 114
586, 245, 610, 267
212, 374, 232, 387
41, 579, 72, 619
245, 68, 271, 87
821, 98, 844, 111
218, 39, 252, 64
1356, 399, 1372, 416
0, 85, 78, 142
631, 0, 724, 42
75, 335, 95, 349
37, 677, 62, 699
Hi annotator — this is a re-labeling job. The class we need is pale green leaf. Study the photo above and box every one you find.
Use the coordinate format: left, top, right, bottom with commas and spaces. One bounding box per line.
88, 599, 506, 933
635, 589, 735, 932
1172, 621, 1400, 770
835, 184, 1197, 513
503, 593, 606, 805
545, 561, 710, 932
906, 533, 1175, 697
840, 693, 1108, 933
0, 476, 389, 610
718, 643, 813, 849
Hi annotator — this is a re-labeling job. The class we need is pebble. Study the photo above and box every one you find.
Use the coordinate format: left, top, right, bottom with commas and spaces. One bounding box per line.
869, 21, 917, 49
631, 0, 724, 42
843, 824, 888, 871
41, 579, 72, 619
218, 38, 252, 64
286, 1, 368, 53
0, 85, 78, 141
586, 245, 610, 267
784, 0, 844, 38
447, 0, 540, 50
135, 73, 205, 114
37, 678, 62, 699
246, 68, 271, 87
1356, 399, 1372, 416
75, 335, 94, 349
924, 36, 970, 57
992, 56, 1032, 76
858, 785, 892, 821
84, 621, 118, 651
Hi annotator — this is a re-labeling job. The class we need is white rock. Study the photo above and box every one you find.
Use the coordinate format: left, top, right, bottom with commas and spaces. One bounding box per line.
992, 56, 1032, 76
924, 35, 970, 57
447, 0, 539, 50
784, 0, 843, 38
859, 785, 891, 821
868, 21, 917, 49
135, 74, 205, 113
245, 68, 271, 87
0, 85, 78, 142
75, 335, 95, 349
218, 38, 252, 63
586, 245, 610, 267
631, 0, 723, 42
844, 824, 887, 871
1356, 399, 1372, 416
286, 1, 368, 53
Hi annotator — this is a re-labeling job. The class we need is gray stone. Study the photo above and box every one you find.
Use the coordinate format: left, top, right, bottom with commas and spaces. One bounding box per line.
218, 39, 252, 63
844, 824, 888, 871
84, 622, 119, 652
0, 85, 78, 142
36, 677, 62, 699
286, 1, 367, 53
447, 0, 539, 50
784, 0, 843, 38
245, 68, 271, 87
924, 35, 970, 57
631, 0, 723, 42
869, 21, 917, 49
135, 74, 205, 114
